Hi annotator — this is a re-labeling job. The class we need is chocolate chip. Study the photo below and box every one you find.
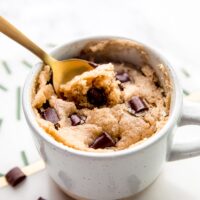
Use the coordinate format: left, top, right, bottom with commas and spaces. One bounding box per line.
116, 136, 121, 142
116, 72, 130, 83
70, 114, 81, 126
42, 101, 50, 109
43, 108, 59, 124
54, 123, 60, 130
118, 84, 124, 91
161, 91, 166, 97
37, 197, 46, 200
5, 167, 26, 187
87, 88, 107, 107
70, 114, 86, 126
129, 96, 148, 113
88, 61, 98, 68
155, 81, 160, 88
38, 101, 50, 118
59, 92, 67, 100
89, 132, 116, 149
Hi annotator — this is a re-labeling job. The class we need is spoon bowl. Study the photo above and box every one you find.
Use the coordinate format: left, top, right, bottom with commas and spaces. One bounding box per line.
49, 58, 93, 93
0, 16, 93, 94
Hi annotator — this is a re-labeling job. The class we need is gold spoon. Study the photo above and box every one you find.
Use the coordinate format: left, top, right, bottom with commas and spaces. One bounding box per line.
0, 16, 93, 93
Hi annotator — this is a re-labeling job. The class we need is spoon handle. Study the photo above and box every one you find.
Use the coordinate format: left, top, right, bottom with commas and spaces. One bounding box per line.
0, 16, 53, 64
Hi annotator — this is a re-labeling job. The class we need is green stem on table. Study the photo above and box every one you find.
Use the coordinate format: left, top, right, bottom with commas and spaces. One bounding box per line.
2, 60, 12, 74
0, 119, 3, 127
21, 60, 32, 68
183, 89, 190, 96
181, 68, 190, 78
20, 150, 29, 166
0, 84, 8, 92
46, 43, 57, 48
16, 86, 21, 120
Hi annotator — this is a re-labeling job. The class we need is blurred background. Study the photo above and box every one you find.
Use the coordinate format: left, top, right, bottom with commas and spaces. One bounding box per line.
1, 0, 200, 199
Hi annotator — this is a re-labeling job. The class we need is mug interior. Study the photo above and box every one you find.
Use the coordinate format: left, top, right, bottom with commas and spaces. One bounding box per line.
23, 36, 182, 157
53, 38, 171, 93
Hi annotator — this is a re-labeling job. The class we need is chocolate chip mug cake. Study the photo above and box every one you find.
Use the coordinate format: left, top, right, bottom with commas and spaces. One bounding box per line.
32, 40, 170, 152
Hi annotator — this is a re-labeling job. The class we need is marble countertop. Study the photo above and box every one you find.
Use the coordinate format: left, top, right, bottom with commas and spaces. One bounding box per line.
1, 0, 200, 199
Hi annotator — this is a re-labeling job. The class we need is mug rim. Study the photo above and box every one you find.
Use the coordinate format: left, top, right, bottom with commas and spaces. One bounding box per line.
22, 36, 182, 158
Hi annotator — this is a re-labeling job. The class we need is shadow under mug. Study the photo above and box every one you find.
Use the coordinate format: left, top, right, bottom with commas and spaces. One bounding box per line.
23, 36, 200, 200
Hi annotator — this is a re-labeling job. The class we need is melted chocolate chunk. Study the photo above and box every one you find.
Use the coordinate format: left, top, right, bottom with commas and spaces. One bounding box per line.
70, 114, 86, 126
129, 96, 148, 113
161, 91, 166, 97
5, 167, 26, 187
42, 101, 50, 109
59, 92, 67, 101
70, 114, 81, 126
89, 132, 116, 149
43, 108, 59, 124
54, 123, 60, 130
38, 101, 50, 118
118, 84, 124, 91
87, 88, 107, 107
116, 72, 130, 83
155, 81, 160, 88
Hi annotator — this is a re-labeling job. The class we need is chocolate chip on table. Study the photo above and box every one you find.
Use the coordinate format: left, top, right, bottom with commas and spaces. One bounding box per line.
129, 96, 148, 113
5, 167, 26, 187
37, 197, 46, 200
89, 132, 116, 149
116, 72, 130, 83
70, 113, 86, 126
43, 108, 59, 124
87, 88, 107, 107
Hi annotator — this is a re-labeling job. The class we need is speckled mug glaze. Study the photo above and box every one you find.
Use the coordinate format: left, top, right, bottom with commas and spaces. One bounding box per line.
23, 37, 200, 200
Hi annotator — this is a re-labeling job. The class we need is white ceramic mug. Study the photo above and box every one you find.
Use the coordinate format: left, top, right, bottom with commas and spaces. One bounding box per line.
23, 37, 200, 200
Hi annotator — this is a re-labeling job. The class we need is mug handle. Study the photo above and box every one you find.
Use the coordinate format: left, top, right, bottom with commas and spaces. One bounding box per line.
168, 100, 200, 161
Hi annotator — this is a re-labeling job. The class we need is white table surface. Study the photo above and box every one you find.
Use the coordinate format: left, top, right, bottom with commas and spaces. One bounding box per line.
1, 0, 200, 199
